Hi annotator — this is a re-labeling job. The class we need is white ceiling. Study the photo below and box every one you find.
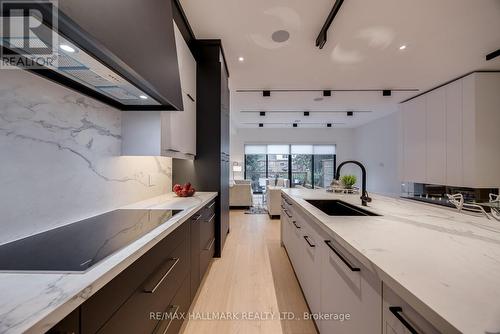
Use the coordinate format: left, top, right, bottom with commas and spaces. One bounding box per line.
180, 0, 500, 128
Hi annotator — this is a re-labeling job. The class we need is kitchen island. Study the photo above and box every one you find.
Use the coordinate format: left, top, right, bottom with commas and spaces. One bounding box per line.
281, 188, 500, 334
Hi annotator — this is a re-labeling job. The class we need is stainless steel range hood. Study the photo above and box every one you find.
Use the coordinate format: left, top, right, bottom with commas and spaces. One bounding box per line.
0, 0, 183, 111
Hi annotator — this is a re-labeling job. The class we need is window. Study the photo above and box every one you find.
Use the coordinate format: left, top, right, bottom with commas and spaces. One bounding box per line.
313, 145, 336, 189
291, 145, 313, 188
244, 145, 267, 192
267, 145, 289, 180
244, 144, 336, 192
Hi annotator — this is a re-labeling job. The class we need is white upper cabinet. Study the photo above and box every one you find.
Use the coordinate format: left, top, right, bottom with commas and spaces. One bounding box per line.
401, 72, 500, 187
167, 21, 197, 156
402, 96, 427, 183
445, 79, 463, 187
425, 88, 446, 184
121, 21, 196, 159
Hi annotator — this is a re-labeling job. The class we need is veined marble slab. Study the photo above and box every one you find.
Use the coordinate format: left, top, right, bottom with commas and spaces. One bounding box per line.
0, 192, 217, 334
281, 188, 500, 334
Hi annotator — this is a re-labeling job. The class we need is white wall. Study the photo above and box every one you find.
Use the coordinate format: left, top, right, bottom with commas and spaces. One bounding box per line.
0, 70, 172, 244
353, 112, 402, 197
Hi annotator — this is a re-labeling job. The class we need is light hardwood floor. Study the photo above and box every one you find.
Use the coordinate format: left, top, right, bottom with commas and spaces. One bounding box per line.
180, 210, 317, 334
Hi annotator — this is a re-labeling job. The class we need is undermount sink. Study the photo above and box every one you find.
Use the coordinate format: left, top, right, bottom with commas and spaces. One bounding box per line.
305, 199, 380, 216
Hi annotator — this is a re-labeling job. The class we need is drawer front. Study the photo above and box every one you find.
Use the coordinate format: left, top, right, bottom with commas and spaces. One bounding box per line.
202, 200, 216, 221
153, 273, 191, 334
95, 236, 190, 334
190, 212, 202, 300
200, 234, 215, 279
200, 210, 215, 250
383, 284, 440, 334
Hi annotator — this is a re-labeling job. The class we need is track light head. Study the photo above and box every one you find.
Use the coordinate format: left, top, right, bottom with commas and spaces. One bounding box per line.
382, 90, 392, 97
259, 123, 264, 127
323, 90, 331, 97
263, 90, 271, 97
304, 111, 310, 116
259, 111, 266, 116
347, 111, 354, 117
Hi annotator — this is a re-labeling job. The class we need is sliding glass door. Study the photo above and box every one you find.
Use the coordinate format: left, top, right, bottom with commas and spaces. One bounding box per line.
244, 144, 336, 192
291, 145, 313, 188
244, 145, 266, 193
267, 145, 290, 180
312, 145, 336, 188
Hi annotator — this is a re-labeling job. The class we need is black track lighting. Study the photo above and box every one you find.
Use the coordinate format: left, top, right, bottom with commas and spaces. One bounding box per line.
259, 123, 264, 127
304, 111, 310, 116
260, 111, 266, 116
382, 90, 392, 96
263, 90, 271, 97
323, 90, 331, 97
293, 123, 298, 128
347, 111, 353, 116
327, 123, 332, 127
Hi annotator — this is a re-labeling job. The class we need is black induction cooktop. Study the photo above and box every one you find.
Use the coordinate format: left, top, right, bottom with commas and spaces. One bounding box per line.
0, 209, 182, 273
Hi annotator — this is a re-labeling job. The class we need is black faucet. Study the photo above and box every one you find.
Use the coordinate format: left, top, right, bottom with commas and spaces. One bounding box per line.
335, 160, 372, 206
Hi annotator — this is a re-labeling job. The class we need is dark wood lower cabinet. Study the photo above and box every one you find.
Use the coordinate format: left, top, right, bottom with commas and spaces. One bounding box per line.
47, 199, 216, 334
46, 309, 79, 334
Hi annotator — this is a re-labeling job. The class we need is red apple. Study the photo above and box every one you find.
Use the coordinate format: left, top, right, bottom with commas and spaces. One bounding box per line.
183, 182, 191, 191
173, 184, 182, 192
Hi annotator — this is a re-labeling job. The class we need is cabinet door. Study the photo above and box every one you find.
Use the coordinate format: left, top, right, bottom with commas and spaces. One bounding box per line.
167, 21, 196, 156
402, 96, 427, 183
296, 214, 321, 316
320, 238, 382, 334
383, 284, 440, 334
426, 88, 446, 184
445, 79, 463, 187
461, 74, 477, 187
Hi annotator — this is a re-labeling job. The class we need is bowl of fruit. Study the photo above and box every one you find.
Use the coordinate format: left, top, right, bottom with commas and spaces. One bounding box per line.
173, 183, 196, 197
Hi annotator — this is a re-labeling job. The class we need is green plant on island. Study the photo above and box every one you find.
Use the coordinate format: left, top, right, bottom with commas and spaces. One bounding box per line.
341, 175, 357, 189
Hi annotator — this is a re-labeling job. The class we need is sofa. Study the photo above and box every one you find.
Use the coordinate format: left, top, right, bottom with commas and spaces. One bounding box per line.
229, 180, 253, 208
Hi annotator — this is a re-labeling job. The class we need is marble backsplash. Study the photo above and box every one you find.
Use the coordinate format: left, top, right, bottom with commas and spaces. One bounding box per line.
0, 70, 172, 244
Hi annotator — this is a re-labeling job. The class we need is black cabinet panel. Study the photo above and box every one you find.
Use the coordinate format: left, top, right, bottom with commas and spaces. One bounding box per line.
190, 213, 201, 300
46, 309, 79, 334
173, 40, 230, 258
95, 237, 189, 334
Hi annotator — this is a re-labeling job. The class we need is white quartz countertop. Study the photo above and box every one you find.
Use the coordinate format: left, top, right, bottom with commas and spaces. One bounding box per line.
0, 192, 217, 334
281, 188, 500, 334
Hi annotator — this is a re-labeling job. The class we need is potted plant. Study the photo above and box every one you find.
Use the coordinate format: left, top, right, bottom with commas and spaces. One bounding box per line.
341, 175, 357, 189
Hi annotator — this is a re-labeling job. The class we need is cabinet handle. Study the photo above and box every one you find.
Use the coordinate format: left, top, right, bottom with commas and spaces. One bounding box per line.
204, 237, 216, 251
389, 307, 419, 334
192, 214, 202, 223
303, 235, 316, 247
186, 93, 195, 102
208, 202, 216, 210
143, 257, 180, 293
283, 209, 292, 218
153, 304, 180, 334
281, 204, 285, 209
292, 221, 301, 229
324, 240, 360, 272
284, 198, 292, 206
207, 213, 216, 223
165, 149, 180, 153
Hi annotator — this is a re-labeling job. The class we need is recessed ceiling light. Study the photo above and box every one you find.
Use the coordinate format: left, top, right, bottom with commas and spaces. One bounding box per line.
399, 45, 407, 50
139, 95, 148, 100
238, 56, 244, 62
60, 44, 75, 53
